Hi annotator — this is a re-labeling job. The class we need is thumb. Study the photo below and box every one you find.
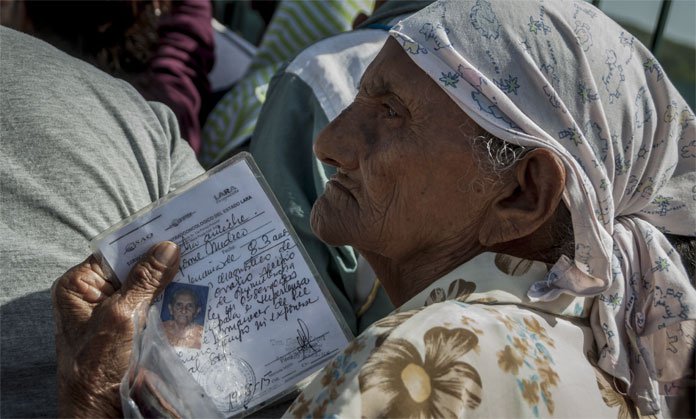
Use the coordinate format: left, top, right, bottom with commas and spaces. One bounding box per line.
118, 241, 180, 312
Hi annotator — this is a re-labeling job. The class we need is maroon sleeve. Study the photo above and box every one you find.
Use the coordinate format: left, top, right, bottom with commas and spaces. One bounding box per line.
140, 0, 215, 154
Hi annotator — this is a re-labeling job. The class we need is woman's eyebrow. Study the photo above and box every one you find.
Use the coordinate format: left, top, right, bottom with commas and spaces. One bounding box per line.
360, 80, 410, 108
358, 75, 392, 97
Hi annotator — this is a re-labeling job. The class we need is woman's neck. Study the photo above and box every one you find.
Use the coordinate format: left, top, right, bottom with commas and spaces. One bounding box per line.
358, 240, 483, 307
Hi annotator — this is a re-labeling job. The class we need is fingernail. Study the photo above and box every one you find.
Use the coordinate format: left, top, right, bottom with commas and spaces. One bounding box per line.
153, 241, 178, 265
88, 286, 105, 303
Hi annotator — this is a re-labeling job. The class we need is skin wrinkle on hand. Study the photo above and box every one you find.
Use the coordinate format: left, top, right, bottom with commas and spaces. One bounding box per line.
78, 265, 114, 304
52, 242, 180, 417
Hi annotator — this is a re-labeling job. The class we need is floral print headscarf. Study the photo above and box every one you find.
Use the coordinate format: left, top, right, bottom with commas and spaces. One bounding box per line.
390, 0, 695, 414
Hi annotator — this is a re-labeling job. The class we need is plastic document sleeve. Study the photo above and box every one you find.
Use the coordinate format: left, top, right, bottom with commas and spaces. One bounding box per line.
91, 152, 352, 416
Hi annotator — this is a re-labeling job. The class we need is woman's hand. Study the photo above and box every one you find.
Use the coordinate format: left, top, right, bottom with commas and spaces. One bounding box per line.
52, 241, 180, 418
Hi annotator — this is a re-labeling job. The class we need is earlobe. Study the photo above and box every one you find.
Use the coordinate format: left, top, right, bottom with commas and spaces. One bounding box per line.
479, 148, 566, 247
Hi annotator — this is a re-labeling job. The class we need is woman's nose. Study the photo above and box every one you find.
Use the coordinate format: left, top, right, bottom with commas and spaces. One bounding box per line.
313, 105, 360, 170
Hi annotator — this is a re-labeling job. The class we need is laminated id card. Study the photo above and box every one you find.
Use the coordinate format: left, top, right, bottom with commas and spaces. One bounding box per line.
91, 152, 351, 416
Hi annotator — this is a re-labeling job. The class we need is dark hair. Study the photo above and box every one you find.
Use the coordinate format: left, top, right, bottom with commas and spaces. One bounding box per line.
665, 233, 696, 283
25, 0, 168, 74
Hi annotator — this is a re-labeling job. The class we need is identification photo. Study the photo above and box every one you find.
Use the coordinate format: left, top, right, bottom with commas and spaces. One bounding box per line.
160, 283, 209, 350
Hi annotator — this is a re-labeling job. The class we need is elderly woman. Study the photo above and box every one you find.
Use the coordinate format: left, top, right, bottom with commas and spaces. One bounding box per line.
54, 0, 695, 417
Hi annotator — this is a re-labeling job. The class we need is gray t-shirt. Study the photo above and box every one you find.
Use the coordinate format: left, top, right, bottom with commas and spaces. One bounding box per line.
0, 27, 204, 417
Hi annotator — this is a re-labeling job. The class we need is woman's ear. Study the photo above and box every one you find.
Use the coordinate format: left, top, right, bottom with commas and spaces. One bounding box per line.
478, 148, 566, 247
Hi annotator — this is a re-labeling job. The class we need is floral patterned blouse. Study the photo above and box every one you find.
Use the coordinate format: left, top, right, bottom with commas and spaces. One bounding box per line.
282, 253, 665, 418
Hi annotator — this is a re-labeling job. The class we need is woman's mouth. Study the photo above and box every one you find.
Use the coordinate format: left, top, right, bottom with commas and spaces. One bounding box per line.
328, 179, 352, 195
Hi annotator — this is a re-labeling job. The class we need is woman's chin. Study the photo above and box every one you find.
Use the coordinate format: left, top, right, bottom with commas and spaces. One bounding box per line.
310, 200, 351, 247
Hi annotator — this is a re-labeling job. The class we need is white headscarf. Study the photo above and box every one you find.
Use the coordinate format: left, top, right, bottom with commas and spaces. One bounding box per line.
390, 0, 695, 414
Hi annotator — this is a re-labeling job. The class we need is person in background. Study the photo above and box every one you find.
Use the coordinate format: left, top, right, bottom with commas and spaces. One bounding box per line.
0, 5, 413, 414
201, 0, 375, 167
1, 0, 214, 154
0, 25, 203, 417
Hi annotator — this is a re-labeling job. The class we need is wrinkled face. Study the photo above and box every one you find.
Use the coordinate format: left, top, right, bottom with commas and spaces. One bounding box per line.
169, 293, 199, 326
310, 38, 495, 261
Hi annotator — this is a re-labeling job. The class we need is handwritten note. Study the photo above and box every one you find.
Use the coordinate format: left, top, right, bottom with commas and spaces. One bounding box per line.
92, 153, 350, 415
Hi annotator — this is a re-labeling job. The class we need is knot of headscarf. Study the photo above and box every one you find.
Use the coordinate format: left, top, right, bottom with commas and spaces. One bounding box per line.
389, 0, 696, 413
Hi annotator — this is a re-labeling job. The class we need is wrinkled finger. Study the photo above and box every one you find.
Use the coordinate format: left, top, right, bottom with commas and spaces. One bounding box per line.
118, 241, 180, 312
85, 254, 118, 295
58, 257, 114, 304
51, 256, 99, 307
81, 275, 115, 304
80, 257, 117, 303
51, 256, 104, 326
